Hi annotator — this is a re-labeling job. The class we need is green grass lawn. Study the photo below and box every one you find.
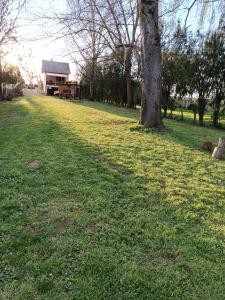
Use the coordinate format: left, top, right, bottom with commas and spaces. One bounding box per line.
1, 96, 225, 300
169, 108, 225, 127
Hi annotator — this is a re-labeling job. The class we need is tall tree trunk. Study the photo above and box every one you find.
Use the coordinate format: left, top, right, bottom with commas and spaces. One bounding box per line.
181, 109, 184, 121
193, 111, 196, 121
125, 47, 133, 108
213, 109, 219, 128
212, 94, 222, 128
89, 79, 94, 100
0, 54, 3, 101
89, 57, 97, 100
0, 83, 3, 101
139, 0, 164, 129
163, 107, 167, 118
162, 92, 170, 118
198, 96, 206, 126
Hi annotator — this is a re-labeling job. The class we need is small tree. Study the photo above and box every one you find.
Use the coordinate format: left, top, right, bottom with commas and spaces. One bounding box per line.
161, 51, 176, 117
2, 64, 23, 84
204, 30, 225, 127
0, 0, 26, 100
0, 63, 23, 100
191, 33, 211, 126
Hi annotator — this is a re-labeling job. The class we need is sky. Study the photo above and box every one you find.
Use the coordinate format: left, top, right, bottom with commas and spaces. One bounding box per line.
5, 0, 223, 83
6, 0, 77, 83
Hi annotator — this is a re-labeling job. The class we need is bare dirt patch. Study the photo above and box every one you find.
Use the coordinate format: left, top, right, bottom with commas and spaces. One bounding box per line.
26, 160, 42, 169
54, 220, 73, 231
41, 213, 50, 222
98, 218, 108, 225
40, 214, 73, 231
155, 252, 179, 263
86, 219, 108, 231
27, 225, 38, 236
86, 223, 97, 230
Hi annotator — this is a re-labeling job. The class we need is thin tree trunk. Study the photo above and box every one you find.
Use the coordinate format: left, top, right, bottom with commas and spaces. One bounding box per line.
0, 54, 3, 101
198, 96, 206, 126
139, 0, 164, 129
181, 109, 184, 121
163, 107, 167, 118
198, 111, 204, 126
212, 94, 222, 128
0, 83, 3, 100
213, 109, 220, 128
125, 47, 133, 108
162, 93, 169, 118
89, 57, 97, 100
193, 111, 196, 121
89, 79, 94, 100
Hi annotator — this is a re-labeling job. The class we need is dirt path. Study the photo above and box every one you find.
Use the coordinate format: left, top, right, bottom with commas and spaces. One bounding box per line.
23, 88, 43, 97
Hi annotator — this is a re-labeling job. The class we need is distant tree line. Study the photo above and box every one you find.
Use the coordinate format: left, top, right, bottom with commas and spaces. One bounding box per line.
0, 0, 25, 100
0, 62, 24, 100
80, 54, 141, 108
161, 21, 225, 128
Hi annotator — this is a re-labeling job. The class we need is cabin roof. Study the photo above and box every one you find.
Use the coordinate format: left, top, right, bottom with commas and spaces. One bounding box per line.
42, 60, 70, 75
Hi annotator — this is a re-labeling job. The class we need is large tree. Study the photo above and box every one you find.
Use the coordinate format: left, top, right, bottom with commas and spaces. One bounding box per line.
138, 0, 224, 129
139, 0, 164, 129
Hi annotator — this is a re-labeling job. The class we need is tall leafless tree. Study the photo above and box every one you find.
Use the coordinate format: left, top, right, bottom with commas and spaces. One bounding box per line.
55, 0, 139, 106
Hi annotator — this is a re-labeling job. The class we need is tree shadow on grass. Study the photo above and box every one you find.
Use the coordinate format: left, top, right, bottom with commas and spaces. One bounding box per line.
64, 98, 224, 153
130, 123, 224, 156
68, 100, 222, 155
1, 97, 225, 299
69, 99, 140, 120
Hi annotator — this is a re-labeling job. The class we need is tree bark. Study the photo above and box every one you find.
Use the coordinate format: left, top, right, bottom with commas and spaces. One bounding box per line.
212, 94, 222, 128
163, 107, 167, 118
193, 111, 196, 121
181, 109, 184, 121
198, 96, 206, 126
89, 56, 97, 101
0, 54, 3, 101
0, 83, 3, 100
212, 147, 224, 159
162, 92, 169, 118
213, 109, 219, 128
124, 47, 133, 108
139, 0, 164, 129
89, 79, 95, 100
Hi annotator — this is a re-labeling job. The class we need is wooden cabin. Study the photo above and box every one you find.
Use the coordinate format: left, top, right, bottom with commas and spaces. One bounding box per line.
41, 60, 70, 95
58, 81, 82, 99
